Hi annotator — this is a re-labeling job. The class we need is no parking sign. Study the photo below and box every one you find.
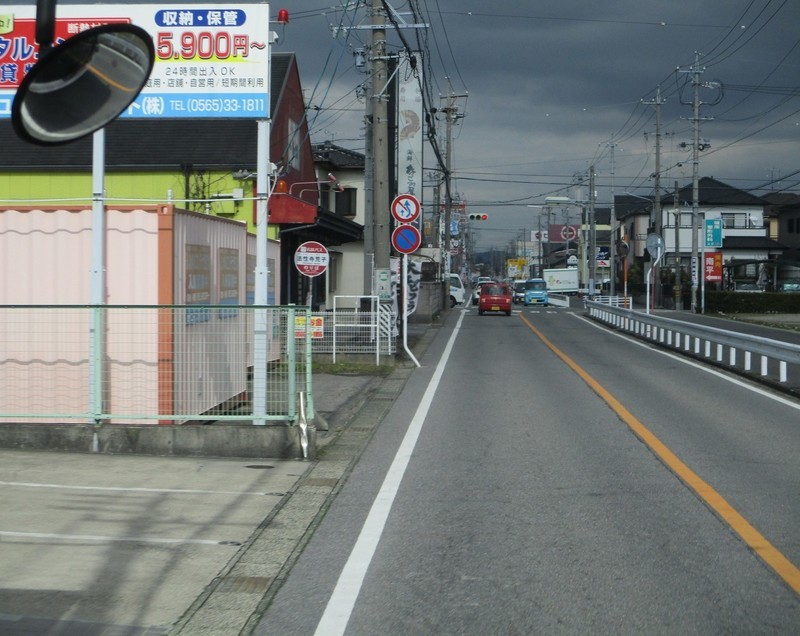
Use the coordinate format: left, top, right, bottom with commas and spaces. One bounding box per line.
391, 224, 421, 254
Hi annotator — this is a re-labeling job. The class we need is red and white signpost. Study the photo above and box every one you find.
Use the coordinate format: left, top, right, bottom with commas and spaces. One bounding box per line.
294, 241, 329, 278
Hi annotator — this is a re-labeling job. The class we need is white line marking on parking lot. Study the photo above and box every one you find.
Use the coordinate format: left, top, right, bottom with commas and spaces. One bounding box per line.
314, 311, 465, 636
0, 530, 231, 546
0, 481, 272, 496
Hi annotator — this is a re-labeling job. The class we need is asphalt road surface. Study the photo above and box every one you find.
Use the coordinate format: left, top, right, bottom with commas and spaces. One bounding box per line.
256, 306, 800, 635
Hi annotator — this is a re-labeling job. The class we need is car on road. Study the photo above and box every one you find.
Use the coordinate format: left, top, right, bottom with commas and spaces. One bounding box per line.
478, 282, 512, 316
513, 280, 526, 304
448, 274, 466, 307
471, 277, 493, 305
521, 278, 549, 306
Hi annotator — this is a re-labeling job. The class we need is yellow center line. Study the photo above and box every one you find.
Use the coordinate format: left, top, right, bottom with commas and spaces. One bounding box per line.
520, 312, 800, 595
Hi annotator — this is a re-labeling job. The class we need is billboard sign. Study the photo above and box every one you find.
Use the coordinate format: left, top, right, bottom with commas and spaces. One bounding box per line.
705, 218, 723, 248
0, 4, 271, 120
704, 251, 723, 282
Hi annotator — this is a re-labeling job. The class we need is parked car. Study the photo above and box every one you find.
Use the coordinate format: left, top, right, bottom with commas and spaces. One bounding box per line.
734, 281, 764, 293
478, 283, 512, 316
448, 274, 466, 307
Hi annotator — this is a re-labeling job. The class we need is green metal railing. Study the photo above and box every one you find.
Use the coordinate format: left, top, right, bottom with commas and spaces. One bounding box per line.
0, 305, 313, 426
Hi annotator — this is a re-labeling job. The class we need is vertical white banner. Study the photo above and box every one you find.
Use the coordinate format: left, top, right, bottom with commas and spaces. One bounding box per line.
396, 51, 423, 205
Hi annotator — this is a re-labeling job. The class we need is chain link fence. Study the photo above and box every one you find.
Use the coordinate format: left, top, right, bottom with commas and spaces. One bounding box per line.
1, 301, 396, 426
0, 305, 313, 425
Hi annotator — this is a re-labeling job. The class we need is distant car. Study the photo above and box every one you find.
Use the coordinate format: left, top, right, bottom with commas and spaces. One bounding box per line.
513, 280, 526, 304
448, 274, 466, 307
779, 281, 800, 293
471, 278, 494, 305
478, 283, 512, 316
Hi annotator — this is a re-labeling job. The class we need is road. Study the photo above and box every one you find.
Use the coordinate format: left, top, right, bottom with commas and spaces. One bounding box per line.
256, 305, 800, 635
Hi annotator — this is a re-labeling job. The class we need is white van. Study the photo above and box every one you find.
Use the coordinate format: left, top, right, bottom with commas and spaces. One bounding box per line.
448, 274, 466, 307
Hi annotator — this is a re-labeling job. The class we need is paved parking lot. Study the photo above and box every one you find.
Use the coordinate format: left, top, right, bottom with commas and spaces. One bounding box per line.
0, 450, 310, 634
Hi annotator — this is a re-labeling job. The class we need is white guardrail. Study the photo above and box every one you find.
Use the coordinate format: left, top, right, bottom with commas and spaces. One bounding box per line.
585, 299, 800, 385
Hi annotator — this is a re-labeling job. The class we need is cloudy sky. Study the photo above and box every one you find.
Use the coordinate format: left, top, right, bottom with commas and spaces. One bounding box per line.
275, 0, 800, 250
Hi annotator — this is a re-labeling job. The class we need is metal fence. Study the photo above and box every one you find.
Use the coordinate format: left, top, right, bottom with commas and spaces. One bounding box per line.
585, 300, 800, 385
310, 296, 396, 363
0, 305, 314, 426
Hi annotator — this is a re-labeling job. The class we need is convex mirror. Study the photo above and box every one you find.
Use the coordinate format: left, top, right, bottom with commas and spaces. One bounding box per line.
12, 23, 154, 145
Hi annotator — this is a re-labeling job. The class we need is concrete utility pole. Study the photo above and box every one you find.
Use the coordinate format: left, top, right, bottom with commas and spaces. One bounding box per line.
673, 180, 681, 308
608, 142, 617, 296
371, 0, 391, 272
362, 54, 375, 294
440, 91, 467, 277
589, 165, 597, 295
643, 87, 664, 306
687, 54, 703, 313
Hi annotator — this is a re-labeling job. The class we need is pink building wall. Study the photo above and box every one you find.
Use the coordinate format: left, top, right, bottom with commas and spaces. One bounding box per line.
0, 205, 280, 424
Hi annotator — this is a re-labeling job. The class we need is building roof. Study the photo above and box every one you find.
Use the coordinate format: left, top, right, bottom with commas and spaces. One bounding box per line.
312, 141, 365, 170
674, 177, 769, 207
615, 177, 770, 220
0, 54, 295, 171
763, 192, 800, 214
723, 235, 786, 251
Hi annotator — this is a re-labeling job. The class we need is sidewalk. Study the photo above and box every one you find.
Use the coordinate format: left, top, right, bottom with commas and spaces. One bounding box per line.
167, 318, 442, 635
0, 317, 443, 636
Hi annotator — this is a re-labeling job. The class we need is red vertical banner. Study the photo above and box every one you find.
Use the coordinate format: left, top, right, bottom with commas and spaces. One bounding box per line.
704, 251, 723, 282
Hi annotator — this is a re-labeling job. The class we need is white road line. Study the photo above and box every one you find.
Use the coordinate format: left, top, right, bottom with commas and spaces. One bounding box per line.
0, 530, 231, 546
0, 481, 272, 496
574, 313, 800, 410
314, 311, 465, 636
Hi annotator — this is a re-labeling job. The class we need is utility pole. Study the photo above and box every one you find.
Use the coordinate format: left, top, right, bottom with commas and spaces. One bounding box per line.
691, 58, 701, 314
589, 165, 597, 295
643, 87, 664, 306
439, 91, 467, 278
673, 180, 681, 308
361, 53, 374, 294
371, 0, 390, 273
678, 53, 716, 312
608, 142, 617, 296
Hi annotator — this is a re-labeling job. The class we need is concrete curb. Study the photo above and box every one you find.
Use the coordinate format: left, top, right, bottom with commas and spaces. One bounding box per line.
0, 423, 309, 459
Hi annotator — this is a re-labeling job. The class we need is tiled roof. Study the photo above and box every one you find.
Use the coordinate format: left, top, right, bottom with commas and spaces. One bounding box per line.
675, 177, 768, 206
312, 141, 365, 169
723, 236, 786, 250
0, 54, 294, 170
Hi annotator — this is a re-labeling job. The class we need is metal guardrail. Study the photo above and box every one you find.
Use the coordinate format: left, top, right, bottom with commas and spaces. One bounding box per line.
585, 300, 800, 385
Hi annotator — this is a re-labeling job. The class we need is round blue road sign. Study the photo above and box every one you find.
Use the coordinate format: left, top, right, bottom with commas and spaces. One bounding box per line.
391, 224, 421, 254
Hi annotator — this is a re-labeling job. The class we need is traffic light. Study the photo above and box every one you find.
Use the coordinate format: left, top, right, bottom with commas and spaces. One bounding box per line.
468, 213, 488, 221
